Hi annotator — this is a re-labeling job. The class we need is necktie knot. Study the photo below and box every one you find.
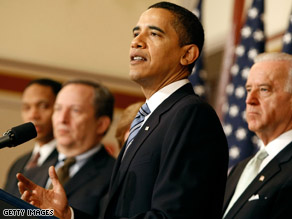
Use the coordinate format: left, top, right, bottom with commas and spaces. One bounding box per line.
127, 103, 150, 144
256, 148, 268, 161
64, 157, 76, 166
63, 157, 76, 167
138, 103, 151, 117
48, 157, 76, 189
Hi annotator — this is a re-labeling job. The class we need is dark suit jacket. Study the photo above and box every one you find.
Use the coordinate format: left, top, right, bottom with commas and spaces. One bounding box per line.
4, 148, 58, 197
24, 146, 115, 218
223, 142, 292, 219
102, 83, 228, 219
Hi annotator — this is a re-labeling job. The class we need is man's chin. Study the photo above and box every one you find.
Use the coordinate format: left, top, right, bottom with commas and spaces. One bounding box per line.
129, 71, 139, 81
129, 73, 149, 86
57, 140, 71, 146
35, 134, 44, 141
247, 123, 259, 133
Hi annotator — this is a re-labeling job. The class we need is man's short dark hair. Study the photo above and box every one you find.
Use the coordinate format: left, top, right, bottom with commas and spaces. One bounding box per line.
149, 1, 205, 72
26, 78, 62, 96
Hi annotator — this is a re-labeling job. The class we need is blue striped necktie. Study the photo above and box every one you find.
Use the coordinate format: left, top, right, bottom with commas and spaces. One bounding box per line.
122, 103, 150, 159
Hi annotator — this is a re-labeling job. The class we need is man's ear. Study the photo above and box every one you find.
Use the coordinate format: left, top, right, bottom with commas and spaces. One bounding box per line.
180, 44, 199, 66
96, 116, 111, 135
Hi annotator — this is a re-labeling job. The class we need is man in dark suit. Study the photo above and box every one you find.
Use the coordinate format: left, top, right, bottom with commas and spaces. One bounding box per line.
4, 78, 61, 197
223, 52, 292, 219
17, 2, 228, 219
28, 80, 116, 218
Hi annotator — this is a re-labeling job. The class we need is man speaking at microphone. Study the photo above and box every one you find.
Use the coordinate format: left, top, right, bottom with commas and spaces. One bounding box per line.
16, 2, 228, 218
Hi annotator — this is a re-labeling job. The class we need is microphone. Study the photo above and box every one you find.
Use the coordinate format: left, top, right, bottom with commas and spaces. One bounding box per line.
0, 122, 37, 149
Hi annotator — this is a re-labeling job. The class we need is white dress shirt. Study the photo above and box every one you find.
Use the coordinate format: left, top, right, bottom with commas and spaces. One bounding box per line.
258, 129, 292, 173
45, 144, 102, 188
30, 139, 57, 166
145, 79, 190, 123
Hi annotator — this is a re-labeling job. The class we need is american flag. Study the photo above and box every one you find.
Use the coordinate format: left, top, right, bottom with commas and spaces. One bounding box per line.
214, 0, 245, 121
282, 8, 292, 54
222, 0, 265, 168
188, 0, 208, 100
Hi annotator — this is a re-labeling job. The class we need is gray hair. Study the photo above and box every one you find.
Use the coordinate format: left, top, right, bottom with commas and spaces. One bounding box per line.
254, 52, 292, 93
62, 79, 114, 120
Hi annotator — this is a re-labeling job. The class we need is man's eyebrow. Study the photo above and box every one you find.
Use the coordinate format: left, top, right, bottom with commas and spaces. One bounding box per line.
132, 25, 165, 34
245, 83, 271, 88
132, 26, 140, 32
149, 25, 165, 34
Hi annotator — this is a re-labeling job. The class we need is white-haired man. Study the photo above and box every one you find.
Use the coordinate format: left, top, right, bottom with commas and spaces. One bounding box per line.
223, 52, 292, 219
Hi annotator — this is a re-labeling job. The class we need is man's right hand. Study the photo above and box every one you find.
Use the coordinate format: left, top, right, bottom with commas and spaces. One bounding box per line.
17, 166, 71, 219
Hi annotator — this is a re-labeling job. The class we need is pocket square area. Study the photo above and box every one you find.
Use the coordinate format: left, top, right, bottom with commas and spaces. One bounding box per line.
248, 194, 260, 201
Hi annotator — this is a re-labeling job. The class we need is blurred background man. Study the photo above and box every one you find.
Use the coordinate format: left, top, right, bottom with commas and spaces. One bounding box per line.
4, 78, 62, 197
24, 79, 116, 218
223, 52, 292, 219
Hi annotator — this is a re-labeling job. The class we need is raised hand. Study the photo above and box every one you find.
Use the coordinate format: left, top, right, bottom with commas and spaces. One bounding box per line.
17, 166, 71, 219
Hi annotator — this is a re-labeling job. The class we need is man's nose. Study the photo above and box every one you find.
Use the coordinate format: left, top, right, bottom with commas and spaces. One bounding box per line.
131, 34, 146, 49
246, 89, 259, 105
28, 107, 41, 120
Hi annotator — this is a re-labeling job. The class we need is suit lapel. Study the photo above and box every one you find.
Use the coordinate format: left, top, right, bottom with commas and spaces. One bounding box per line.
226, 142, 292, 218
22, 153, 33, 172
223, 159, 249, 211
64, 147, 108, 195
227, 163, 280, 217
118, 114, 158, 171
107, 83, 194, 201
24, 149, 58, 187
109, 143, 126, 192
108, 107, 161, 201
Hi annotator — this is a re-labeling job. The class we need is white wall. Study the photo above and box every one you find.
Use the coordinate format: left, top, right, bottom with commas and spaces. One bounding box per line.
0, 0, 291, 77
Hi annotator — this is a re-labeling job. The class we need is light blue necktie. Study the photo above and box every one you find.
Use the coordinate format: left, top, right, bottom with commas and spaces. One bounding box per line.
223, 148, 268, 217
122, 103, 150, 159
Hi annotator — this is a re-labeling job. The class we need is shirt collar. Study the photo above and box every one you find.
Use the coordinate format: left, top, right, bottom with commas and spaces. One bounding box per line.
58, 143, 102, 162
32, 139, 56, 165
260, 129, 292, 159
147, 79, 190, 114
